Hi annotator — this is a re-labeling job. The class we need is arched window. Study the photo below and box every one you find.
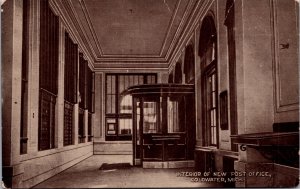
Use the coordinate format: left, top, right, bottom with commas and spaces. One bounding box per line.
199, 15, 218, 146
184, 44, 195, 84
174, 62, 182, 84
199, 16, 217, 68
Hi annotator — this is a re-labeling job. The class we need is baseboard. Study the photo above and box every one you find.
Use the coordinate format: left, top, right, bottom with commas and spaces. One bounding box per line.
22, 152, 92, 188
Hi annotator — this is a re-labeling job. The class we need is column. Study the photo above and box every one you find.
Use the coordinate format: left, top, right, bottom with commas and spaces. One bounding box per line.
56, 21, 65, 148
2, 0, 23, 187
27, 0, 40, 154
94, 73, 105, 141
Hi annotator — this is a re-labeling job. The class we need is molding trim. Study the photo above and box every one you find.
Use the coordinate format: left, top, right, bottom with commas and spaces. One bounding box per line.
50, 0, 95, 68
159, 0, 182, 57
51, 0, 216, 71
271, 0, 299, 113
165, 0, 195, 61
78, 0, 104, 56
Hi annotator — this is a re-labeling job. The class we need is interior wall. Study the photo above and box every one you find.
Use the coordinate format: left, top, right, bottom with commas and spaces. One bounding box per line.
1, 1, 94, 188
21, 145, 93, 188
2, 0, 23, 168
179, 0, 298, 149
235, 0, 274, 134
230, 0, 297, 134
231, 0, 299, 132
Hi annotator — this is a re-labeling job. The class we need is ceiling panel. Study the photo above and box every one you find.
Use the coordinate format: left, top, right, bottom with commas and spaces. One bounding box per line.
85, 0, 177, 56
61, 0, 196, 63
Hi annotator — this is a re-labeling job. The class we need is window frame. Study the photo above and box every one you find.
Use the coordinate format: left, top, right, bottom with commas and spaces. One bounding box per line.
199, 16, 219, 147
105, 73, 157, 141
203, 65, 218, 146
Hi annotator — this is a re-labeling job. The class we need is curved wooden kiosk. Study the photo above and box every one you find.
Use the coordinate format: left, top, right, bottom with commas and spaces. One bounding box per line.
122, 84, 195, 168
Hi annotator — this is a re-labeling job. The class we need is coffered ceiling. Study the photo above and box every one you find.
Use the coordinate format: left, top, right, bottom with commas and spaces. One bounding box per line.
54, 0, 205, 69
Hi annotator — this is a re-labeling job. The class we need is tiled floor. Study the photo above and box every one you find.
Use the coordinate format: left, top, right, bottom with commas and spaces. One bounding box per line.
34, 155, 222, 188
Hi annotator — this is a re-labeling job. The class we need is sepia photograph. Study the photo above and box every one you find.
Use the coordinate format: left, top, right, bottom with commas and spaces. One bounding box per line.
1, 0, 299, 188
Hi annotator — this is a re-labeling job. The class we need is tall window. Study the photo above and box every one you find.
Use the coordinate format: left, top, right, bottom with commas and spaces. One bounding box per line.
64, 32, 78, 146
205, 71, 217, 145
184, 44, 195, 84
199, 16, 218, 146
38, 0, 59, 150
224, 0, 238, 151
105, 74, 157, 141
21, 0, 29, 154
